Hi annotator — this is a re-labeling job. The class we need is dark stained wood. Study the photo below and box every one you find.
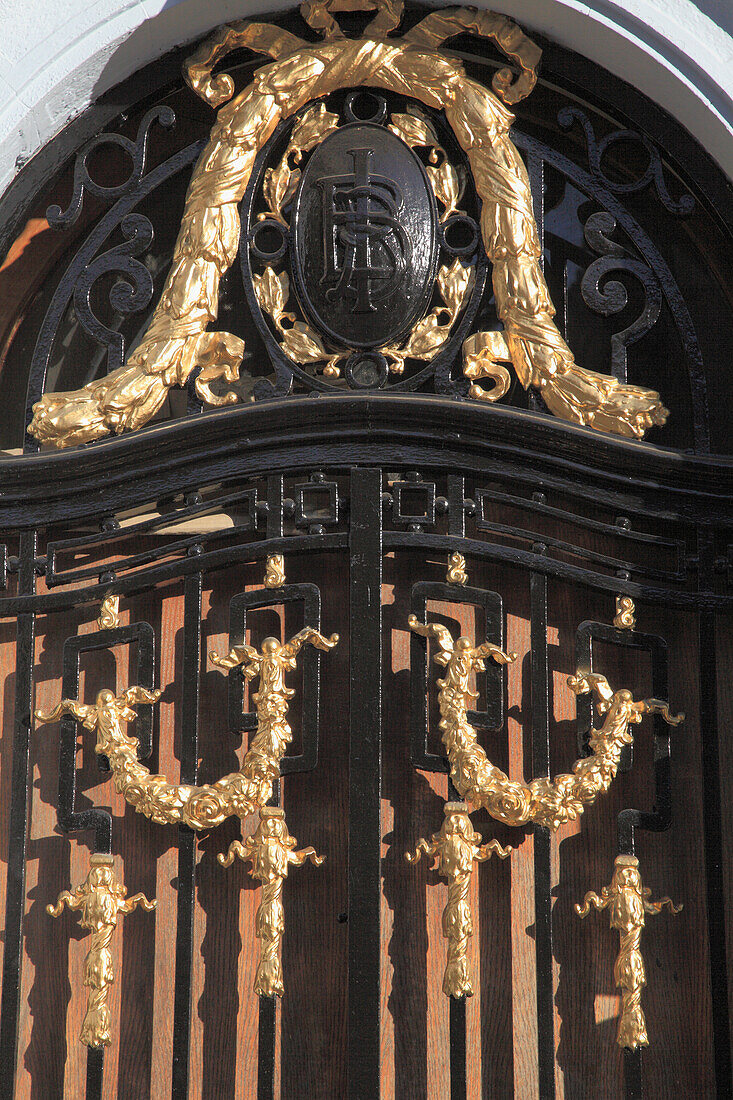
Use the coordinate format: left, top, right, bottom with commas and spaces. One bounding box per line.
1, 531, 726, 1098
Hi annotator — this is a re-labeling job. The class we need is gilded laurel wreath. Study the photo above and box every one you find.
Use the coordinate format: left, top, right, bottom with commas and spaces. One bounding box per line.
28, 0, 669, 447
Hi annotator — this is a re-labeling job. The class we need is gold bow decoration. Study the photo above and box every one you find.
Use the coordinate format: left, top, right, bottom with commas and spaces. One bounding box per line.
576, 854, 681, 1049
220, 806, 324, 996
407, 802, 511, 997
47, 854, 156, 1047
28, 0, 669, 448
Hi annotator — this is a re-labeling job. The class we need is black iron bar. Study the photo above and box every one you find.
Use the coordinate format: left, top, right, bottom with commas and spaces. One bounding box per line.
530, 564, 556, 1100
347, 468, 382, 1099
258, 475, 283, 1100
0, 531, 37, 1100
447, 475, 468, 1100
697, 532, 733, 1097
171, 571, 202, 1100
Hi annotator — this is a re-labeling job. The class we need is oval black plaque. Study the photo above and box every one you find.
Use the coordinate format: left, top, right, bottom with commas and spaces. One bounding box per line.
291, 122, 439, 349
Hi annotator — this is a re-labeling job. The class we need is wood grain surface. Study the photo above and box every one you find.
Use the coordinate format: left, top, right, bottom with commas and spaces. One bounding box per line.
0, 544, 723, 1098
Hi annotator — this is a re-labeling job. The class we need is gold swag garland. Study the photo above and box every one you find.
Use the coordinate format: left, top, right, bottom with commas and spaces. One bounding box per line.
28, 0, 670, 447
409, 615, 683, 831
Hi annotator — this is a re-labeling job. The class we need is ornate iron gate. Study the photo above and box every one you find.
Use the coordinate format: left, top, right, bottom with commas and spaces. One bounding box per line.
0, 2, 731, 1097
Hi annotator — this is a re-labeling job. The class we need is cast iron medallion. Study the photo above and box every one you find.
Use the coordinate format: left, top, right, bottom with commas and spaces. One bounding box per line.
291, 122, 439, 349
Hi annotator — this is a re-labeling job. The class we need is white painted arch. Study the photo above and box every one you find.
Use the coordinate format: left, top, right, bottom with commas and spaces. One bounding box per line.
0, 0, 732, 206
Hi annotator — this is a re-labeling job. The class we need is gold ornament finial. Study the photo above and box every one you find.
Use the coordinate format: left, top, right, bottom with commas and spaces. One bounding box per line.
97, 594, 120, 630
47, 853, 155, 1047
576, 854, 681, 1050
35, 628, 337, 831
265, 554, 286, 588
219, 806, 324, 996
409, 614, 683, 830
614, 596, 636, 630
446, 551, 468, 585
407, 802, 510, 997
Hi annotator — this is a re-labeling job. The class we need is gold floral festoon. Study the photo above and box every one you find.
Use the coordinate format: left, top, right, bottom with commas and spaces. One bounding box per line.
28, 0, 669, 447
408, 614, 683, 831
34, 627, 338, 829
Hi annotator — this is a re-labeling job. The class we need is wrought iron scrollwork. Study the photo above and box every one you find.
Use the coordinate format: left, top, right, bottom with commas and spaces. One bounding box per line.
47, 106, 176, 228
72, 213, 155, 375
581, 211, 662, 382
558, 107, 694, 216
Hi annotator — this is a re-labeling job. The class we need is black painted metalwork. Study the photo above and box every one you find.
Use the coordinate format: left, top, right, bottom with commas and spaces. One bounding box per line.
171, 571, 202, 1100
348, 468, 382, 1099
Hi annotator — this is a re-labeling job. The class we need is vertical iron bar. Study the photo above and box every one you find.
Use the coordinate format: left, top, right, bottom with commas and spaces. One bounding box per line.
258, 474, 283, 1100
171, 571, 202, 1100
0, 531, 37, 1099
530, 565, 556, 1100
86, 1048, 104, 1097
697, 530, 732, 1096
448, 472, 468, 1099
348, 468, 382, 1099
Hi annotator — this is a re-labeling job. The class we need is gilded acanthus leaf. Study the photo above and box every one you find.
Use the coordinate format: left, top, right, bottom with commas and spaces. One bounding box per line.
438, 259, 470, 316
290, 102, 339, 160
388, 112, 436, 148
253, 266, 289, 320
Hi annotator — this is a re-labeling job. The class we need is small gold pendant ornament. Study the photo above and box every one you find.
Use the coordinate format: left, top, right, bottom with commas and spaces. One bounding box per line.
219, 806, 324, 997
47, 854, 156, 1048
27, 0, 670, 447
406, 802, 511, 998
576, 855, 681, 1049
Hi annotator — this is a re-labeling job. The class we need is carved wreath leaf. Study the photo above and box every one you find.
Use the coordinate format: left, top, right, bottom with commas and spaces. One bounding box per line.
253, 266, 289, 320
290, 103, 339, 160
438, 259, 471, 317
388, 112, 436, 148
427, 160, 460, 219
280, 320, 327, 363
402, 311, 451, 358
263, 163, 300, 222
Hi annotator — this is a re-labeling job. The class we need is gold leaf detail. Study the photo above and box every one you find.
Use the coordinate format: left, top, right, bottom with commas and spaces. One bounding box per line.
388, 112, 436, 147
427, 160, 460, 219
290, 102, 339, 160
280, 320, 327, 363
438, 259, 470, 316
262, 163, 300, 223
253, 266, 289, 320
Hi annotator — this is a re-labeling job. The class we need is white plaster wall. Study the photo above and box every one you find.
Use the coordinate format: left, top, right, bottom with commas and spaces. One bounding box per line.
0, 0, 732, 202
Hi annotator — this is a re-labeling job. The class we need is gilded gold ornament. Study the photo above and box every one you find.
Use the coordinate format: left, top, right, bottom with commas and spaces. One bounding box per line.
446, 551, 468, 585
614, 596, 636, 630
409, 614, 683, 830
35, 627, 338, 829
265, 553, 286, 588
406, 802, 511, 997
219, 806, 324, 996
28, 0, 670, 447
47, 854, 155, 1048
97, 594, 120, 630
576, 854, 681, 1049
